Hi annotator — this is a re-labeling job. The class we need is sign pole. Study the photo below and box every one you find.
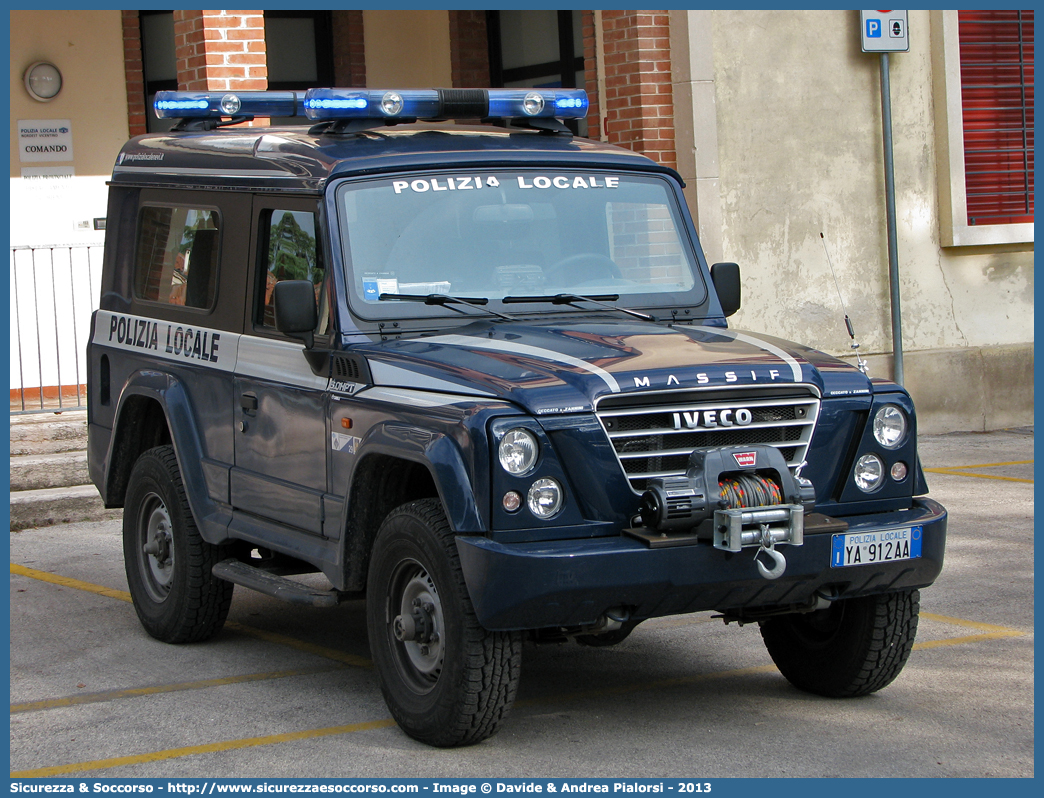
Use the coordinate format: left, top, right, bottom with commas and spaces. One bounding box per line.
860, 10, 909, 385
878, 52, 904, 385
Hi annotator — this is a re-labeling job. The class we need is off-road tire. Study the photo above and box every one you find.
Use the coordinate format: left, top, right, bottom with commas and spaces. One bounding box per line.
366, 499, 522, 747
759, 588, 919, 697
123, 445, 233, 643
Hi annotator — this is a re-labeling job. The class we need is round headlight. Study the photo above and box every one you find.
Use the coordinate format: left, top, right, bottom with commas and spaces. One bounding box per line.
854, 453, 885, 492
527, 478, 563, 518
498, 429, 538, 475
873, 405, 907, 449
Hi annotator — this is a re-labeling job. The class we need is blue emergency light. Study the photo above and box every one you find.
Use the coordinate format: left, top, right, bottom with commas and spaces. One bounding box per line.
154, 90, 302, 119
153, 88, 589, 123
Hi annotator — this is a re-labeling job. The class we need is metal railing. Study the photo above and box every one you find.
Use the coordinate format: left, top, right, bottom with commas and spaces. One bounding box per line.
10, 244, 102, 414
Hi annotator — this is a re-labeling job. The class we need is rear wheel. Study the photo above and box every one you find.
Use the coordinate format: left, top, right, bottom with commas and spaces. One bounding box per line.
123, 446, 233, 643
366, 499, 522, 746
759, 589, 919, 697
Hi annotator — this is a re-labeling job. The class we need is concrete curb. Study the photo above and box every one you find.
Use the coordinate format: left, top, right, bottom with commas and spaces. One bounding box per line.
9, 485, 121, 532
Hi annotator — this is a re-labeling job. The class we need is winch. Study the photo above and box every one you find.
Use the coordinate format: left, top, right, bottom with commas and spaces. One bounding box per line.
631, 445, 815, 579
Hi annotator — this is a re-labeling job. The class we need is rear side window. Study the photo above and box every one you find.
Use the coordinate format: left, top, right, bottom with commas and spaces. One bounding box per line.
258, 209, 325, 330
134, 206, 220, 309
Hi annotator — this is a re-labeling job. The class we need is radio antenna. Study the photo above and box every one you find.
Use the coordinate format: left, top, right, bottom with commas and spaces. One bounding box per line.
820, 232, 868, 374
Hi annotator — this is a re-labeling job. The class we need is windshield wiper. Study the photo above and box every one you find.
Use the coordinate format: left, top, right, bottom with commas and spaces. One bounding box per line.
503, 293, 657, 322
379, 292, 515, 321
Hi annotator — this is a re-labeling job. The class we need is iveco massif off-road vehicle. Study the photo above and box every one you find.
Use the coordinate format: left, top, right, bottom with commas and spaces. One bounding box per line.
88, 88, 946, 747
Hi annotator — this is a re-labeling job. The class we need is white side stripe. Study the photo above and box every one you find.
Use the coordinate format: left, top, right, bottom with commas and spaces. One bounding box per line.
695, 327, 803, 382
422, 334, 622, 393
92, 311, 238, 372
368, 360, 495, 396
234, 336, 329, 389
354, 387, 489, 408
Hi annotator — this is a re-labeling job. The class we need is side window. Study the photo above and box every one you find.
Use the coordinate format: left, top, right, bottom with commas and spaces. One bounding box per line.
134, 206, 220, 309
259, 209, 327, 332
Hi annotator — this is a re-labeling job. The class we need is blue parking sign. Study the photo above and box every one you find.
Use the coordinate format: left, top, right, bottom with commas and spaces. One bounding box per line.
860, 10, 909, 52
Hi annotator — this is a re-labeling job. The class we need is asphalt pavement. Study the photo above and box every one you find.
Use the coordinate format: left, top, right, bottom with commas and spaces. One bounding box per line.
8, 428, 1034, 779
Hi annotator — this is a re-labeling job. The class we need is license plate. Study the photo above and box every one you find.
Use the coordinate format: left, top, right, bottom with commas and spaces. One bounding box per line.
831, 526, 922, 567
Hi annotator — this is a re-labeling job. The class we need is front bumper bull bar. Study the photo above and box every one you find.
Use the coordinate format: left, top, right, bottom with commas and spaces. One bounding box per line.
455, 498, 946, 631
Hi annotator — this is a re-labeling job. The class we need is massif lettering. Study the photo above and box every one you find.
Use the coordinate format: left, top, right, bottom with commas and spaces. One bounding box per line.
107, 315, 219, 364
634, 369, 783, 389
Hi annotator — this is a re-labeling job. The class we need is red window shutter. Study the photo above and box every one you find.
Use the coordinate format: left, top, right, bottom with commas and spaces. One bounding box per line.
958, 9, 1034, 225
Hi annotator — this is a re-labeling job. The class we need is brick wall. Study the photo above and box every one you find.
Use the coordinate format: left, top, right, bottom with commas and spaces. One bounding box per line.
600, 10, 676, 169
121, 12, 148, 138
449, 10, 490, 87
332, 10, 366, 88
173, 10, 268, 125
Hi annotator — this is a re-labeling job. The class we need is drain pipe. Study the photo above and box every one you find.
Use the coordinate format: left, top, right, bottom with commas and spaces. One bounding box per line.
594, 10, 608, 140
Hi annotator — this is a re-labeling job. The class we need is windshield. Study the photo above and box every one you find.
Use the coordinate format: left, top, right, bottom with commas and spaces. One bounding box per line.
335, 170, 707, 319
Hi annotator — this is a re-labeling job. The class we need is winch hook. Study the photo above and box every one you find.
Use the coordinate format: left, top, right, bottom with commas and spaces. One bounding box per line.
754, 527, 787, 580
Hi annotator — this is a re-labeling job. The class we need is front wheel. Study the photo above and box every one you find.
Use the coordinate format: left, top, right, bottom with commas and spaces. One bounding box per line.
759, 589, 919, 697
123, 446, 233, 643
366, 499, 522, 747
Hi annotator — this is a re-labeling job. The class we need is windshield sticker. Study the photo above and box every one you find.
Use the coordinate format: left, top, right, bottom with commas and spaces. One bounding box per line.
362, 275, 398, 301
393, 176, 500, 194
517, 175, 619, 190
390, 175, 620, 195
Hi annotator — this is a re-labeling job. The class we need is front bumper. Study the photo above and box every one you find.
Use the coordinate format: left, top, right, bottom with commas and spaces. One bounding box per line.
456, 497, 946, 630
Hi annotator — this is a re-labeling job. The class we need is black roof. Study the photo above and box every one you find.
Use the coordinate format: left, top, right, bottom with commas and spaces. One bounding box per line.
110, 123, 679, 193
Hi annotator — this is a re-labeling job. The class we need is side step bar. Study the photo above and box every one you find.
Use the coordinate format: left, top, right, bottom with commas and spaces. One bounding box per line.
212, 558, 350, 607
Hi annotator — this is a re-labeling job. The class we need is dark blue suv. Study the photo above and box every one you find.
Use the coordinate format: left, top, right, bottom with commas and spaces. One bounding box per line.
88, 88, 946, 747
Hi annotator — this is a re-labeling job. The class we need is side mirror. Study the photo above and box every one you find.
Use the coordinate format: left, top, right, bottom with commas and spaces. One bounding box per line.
710, 262, 741, 318
274, 280, 318, 349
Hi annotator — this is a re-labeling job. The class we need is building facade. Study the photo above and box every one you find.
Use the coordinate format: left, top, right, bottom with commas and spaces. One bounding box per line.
9, 9, 1033, 431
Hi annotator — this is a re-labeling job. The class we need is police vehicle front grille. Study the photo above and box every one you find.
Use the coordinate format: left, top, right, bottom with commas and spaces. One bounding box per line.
595, 388, 820, 493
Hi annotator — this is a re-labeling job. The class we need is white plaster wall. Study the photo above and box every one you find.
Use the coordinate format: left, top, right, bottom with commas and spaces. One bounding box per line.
709, 10, 1033, 358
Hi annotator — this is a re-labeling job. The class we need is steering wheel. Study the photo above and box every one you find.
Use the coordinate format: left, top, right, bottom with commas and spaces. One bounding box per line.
544, 253, 622, 287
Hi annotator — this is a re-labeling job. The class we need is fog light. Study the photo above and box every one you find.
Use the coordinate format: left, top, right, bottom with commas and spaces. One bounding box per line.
854, 454, 885, 492
502, 491, 522, 513
527, 478, 563, 518
890, 461, 908, 481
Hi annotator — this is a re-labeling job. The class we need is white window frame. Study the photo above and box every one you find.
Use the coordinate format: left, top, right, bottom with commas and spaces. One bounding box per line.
931, 10, 1033, 247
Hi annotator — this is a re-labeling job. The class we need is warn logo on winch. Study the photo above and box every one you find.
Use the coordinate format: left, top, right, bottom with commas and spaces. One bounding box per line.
733, 451, 758, 468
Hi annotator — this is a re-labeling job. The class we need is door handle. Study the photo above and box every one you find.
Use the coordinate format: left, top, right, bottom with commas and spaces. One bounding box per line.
240, 394, 258, 414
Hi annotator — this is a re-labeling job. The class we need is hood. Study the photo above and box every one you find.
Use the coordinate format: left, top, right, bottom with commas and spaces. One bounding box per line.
354, 320, 872, 415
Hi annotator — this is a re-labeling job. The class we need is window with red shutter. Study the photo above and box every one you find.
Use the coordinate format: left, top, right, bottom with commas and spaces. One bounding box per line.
958, 10, 1034, 226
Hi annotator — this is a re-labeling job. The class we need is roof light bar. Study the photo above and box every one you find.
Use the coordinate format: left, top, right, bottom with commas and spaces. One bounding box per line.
154, 90, 302, 119
153, 88, 589, 123
303, 88, 588, 121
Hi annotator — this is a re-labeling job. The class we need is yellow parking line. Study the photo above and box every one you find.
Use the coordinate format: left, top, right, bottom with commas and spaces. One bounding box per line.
935, 460, 1032, 469
920, 611, 1024, 634
914, 631, 1024, 650
11, 664, 345, 714
9, 563, 371, 668
923, 468, 1032, 484
9, 562, 1031, 776
10, 563, 132, 602
9, 718, 398, 778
